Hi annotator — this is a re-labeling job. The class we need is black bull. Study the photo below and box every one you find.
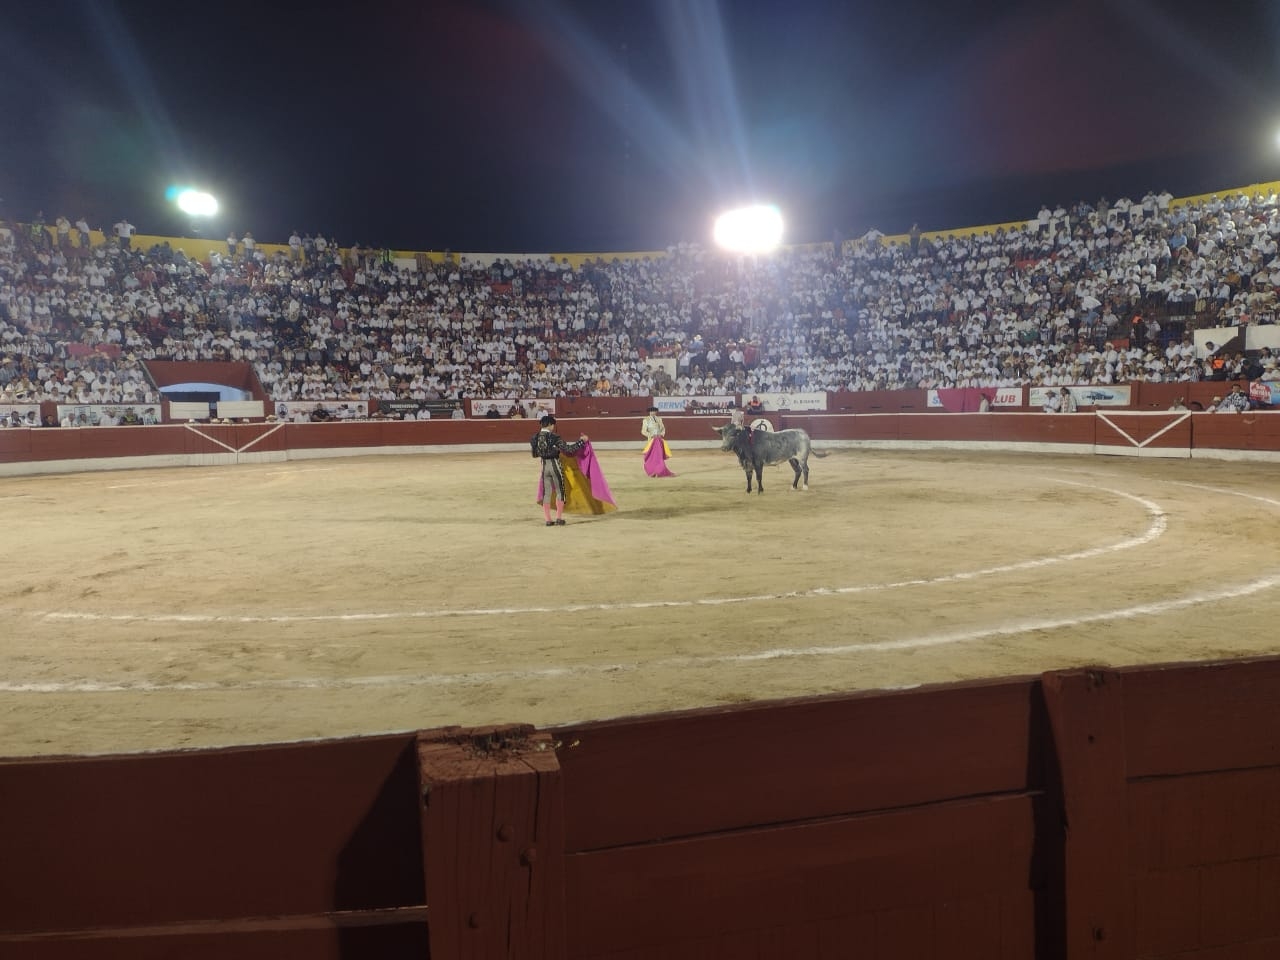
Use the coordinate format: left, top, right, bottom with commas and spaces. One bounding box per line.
713, 424, 825, 494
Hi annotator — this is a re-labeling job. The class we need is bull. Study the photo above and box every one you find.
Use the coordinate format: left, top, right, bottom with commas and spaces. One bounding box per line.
713, 424, 821, 494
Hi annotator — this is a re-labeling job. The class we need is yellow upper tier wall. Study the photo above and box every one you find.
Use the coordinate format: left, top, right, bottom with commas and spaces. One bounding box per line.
875, 179, 1280, 247
21, 178, 1280, 268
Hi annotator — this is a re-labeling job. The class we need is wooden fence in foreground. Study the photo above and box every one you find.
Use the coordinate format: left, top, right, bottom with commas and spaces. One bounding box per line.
3, 656, 1279, 959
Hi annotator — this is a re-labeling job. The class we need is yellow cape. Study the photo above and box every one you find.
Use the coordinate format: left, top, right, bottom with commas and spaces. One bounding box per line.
561, 453, 616, 515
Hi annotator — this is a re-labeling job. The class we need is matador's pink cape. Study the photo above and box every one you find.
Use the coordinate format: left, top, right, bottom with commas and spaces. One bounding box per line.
642, 436, 675, 477
537, 440, 617, 515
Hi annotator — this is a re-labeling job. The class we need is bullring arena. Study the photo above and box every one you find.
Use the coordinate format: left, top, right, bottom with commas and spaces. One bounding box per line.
7, 205, 1280, 960
4, 425, 1279, 759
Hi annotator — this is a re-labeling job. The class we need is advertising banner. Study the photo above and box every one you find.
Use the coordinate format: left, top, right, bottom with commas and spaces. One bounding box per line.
1248, 381, 1280, 406
927, 387, 1022, 411
657, 396, 737, 415
757, 391, 827, 412
1070, 385, 1131, 406
376, 400, 425, 418
1029, 385, 1131, 409
927, 390, 950, 409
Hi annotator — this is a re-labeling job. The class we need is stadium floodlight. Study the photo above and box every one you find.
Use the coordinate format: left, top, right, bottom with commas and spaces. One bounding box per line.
713, 204, 784, 254
175, 189, 219, 218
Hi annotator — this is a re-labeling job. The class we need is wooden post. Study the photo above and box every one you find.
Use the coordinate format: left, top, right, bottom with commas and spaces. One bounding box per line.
418, 725, 566, 959
1042, 668, 1134, 959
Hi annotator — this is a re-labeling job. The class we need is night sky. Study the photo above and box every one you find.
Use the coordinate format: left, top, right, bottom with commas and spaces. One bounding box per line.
4, 0, 1279, 253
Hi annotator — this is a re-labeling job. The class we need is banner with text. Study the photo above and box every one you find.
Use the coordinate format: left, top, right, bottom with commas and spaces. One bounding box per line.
1249, 381, 1280, 406
927, 387, 1024, 410
1068, 385, 1131, 407
1028, 385, 1131, 409
657, 395, 737, 415
757, 391, 827, 412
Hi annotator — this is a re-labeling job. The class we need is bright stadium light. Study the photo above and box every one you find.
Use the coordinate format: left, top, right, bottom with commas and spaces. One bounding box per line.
713, 204, 784, 254
175, 188, 219, 218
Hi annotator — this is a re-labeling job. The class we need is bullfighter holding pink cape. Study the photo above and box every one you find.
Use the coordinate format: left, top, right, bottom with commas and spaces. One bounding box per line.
533, 414, 616, 521
641, 406, 675, 477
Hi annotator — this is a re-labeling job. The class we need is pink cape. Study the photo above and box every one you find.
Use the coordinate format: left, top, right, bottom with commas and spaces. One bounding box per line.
537, 440, 617, 514
642, 436, 675, 477
575, 440, 617, 505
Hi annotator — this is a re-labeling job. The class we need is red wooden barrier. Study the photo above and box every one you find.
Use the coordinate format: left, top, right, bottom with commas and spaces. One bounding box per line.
4, 408, 1280, 475
418, 726, 566, 959
0, 635, 1278, 960
0, 735, 428, 957
6, 657, 1279, 958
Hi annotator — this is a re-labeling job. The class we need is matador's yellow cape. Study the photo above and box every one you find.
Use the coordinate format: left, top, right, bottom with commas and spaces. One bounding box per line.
561, 441, 617, 515
537, 440, 617, 515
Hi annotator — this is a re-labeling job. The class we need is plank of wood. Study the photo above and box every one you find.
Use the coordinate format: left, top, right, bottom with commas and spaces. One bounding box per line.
418, 725, 565, 960
0, 913, 428, 960
0, 735, 424, 935
1129, 769, 1280, 871
553, 678, 1041, 852
1121, 657, 1280, 777
1042, 668, 1134, 960
564, 794, 1038, 957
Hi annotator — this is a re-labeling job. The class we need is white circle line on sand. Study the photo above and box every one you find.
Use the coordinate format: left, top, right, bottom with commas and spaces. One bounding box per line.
8, 570, 1280, 694
34, 479, 1166, 625
1166, 480, 1280, 509
8, 479, 1216, 695
105, 467, 342, 490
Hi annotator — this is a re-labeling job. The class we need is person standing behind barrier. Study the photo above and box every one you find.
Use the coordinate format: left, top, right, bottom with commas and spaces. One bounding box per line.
1058, 386, 1077, 413
1215, 382, 1250, 413
534, 415, 588, 525
641, 405, 675, 477
112, 217, 135, 250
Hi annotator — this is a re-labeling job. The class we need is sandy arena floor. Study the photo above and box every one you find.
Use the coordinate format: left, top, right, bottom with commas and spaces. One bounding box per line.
2, 445, 1278, 757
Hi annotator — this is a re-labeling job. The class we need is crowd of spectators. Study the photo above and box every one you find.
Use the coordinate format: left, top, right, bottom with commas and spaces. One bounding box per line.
2, 185, 1279, 415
